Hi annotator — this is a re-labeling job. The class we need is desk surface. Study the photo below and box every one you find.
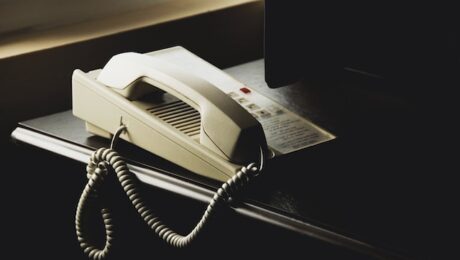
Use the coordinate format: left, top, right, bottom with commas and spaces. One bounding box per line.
12, 60, 447, 259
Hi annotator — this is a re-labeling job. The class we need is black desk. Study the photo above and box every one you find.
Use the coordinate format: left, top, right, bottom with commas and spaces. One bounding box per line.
12, 60, 443, 259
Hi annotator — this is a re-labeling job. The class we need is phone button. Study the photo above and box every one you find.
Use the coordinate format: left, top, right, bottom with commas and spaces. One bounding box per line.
239, 87, 251, 94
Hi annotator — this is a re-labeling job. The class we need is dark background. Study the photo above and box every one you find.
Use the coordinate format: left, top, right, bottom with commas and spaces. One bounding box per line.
3, 1, 459, 259
264, 1, 459, 259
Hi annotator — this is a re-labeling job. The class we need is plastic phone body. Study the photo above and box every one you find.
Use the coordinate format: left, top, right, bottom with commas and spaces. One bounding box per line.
72, 47, 268, 181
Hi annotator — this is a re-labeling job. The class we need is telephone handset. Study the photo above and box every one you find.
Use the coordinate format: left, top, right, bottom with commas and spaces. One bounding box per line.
73, 52, 268, 181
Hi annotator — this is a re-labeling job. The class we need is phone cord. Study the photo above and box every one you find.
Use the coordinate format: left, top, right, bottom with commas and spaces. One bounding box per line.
75, 129, 262, 259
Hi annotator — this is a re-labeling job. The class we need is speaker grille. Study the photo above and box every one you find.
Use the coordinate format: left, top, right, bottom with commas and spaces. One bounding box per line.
147, 100, 201, 139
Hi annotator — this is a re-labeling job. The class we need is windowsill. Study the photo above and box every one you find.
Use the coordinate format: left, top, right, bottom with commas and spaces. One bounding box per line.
0, 0, 257, 59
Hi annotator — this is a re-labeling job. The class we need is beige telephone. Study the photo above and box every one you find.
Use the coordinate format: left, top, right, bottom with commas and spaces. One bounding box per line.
73, 51, 268, 182
72, 47, 333, 259
72, 47, 271, 260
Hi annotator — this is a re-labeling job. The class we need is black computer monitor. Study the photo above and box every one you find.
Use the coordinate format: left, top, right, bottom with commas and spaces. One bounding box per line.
264, 1, 459, 91
263, 3, 458, 258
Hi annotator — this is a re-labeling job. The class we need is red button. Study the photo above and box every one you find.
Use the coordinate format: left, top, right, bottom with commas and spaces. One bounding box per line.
240, 87, 251, 94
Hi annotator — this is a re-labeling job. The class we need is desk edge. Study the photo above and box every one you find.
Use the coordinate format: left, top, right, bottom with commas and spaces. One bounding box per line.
11, 126, 407, 259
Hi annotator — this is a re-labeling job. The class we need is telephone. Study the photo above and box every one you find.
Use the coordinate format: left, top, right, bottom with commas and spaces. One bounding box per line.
72, 47, 334, 259
73, 49, 268, 182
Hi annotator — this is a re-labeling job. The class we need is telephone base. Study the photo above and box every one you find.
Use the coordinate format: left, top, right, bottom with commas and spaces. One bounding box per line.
86, 122, 112, 139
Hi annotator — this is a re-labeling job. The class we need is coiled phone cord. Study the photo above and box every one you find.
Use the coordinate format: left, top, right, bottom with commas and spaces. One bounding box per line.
75, 126, 263, 259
